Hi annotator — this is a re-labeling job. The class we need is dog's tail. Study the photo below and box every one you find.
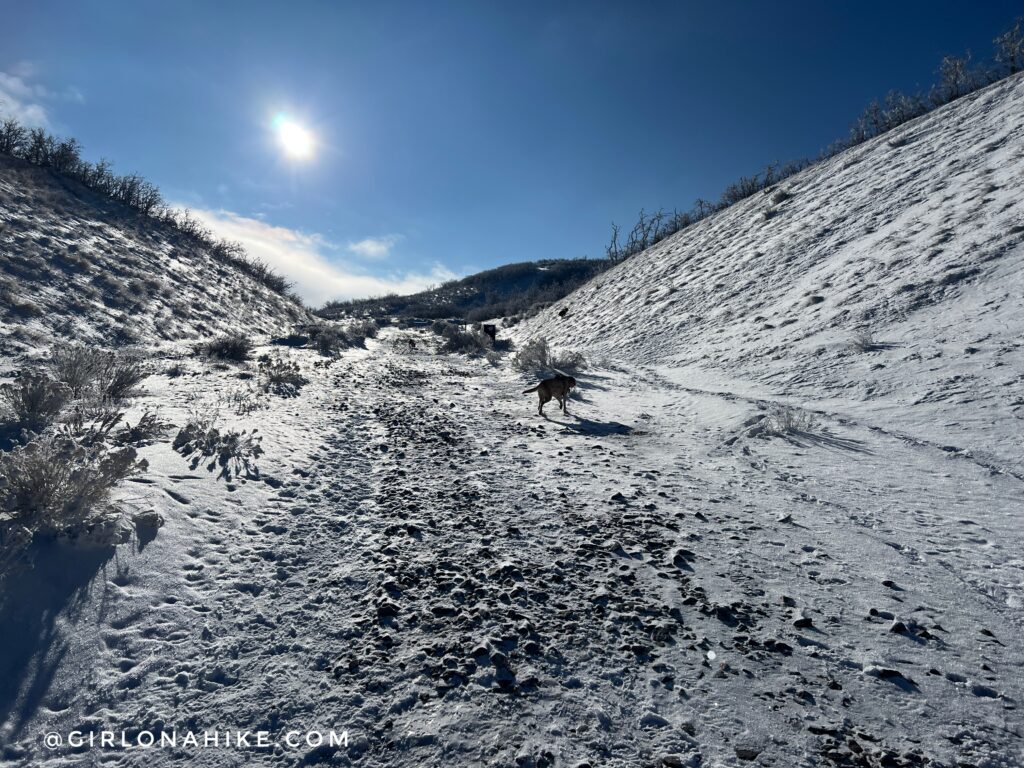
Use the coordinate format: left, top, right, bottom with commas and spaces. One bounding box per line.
522, 386, 539, 394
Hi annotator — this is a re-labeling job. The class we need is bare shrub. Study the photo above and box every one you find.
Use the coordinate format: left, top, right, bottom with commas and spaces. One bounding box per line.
49, 345, 104, 397
173, 415, 263, 479
513, 338, 550, 373
0, 373, 71, 431
441, 327, 492, 355
762, 406, 819, 436
200, 333, 253, 361
224, 387, 266, 416
117, 409, 172, 446
851, 330, 880, 352
62, 406, 123, 447
550, 348, 588, 373
0, 432, 145, 540
348, 319, 379, 339
428, 320, 493, 355
311, 325, 346, 356
258, 356, 308, 397
49, 346, 147, 402
98, 353, 148, 402
513, 337, 587, 375
995, 17, 1024, 74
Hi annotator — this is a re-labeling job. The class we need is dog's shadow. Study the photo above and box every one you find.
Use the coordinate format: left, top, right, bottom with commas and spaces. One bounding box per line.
554, 415, 634, 436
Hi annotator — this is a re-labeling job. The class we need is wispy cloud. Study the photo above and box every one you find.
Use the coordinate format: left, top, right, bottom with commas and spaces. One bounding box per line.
186, 208, 454, 306
0, 62, 83, 128
347, 234, 402, 260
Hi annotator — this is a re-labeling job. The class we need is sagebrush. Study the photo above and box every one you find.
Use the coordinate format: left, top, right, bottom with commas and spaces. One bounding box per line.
0, 433, 146, 540
173, 413, 263, 479
200, 333, 253, 361
513, 337, 587, 374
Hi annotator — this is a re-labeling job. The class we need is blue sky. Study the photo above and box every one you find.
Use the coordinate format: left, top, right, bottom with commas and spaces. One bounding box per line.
3, 1, 1021, 304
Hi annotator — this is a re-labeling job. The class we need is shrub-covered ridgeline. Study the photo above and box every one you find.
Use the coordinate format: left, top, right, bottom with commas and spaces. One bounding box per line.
0, 120, 297, 300
604, 18, 1024, 263
319, 258, 610, 323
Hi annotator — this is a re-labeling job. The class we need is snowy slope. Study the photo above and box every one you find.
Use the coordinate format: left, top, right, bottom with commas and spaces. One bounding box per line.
0, 155, 310, 354
522, 72, 1024, 468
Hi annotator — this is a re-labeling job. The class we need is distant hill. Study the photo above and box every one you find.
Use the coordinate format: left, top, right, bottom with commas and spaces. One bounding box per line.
317, 258, 610, 323
0, 154, 310, 355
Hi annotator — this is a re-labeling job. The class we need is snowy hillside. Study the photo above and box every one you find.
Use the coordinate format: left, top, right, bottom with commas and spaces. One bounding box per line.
524, 72, 1024, 468
0, 155, 309, 354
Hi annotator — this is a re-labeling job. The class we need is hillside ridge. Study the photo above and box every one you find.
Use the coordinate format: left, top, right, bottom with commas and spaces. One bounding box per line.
522, 71, 1024, 461
0, 154, 310, 355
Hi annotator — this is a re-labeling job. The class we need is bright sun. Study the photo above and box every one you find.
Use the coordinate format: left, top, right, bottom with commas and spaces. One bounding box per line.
273, 115, 315, 160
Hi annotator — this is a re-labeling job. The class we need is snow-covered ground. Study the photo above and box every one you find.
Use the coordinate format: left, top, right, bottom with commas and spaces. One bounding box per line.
1, 68, 1023, 768
0, 327, 1020, 767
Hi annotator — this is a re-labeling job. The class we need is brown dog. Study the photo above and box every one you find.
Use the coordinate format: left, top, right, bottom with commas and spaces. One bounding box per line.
522, 374, 577, 415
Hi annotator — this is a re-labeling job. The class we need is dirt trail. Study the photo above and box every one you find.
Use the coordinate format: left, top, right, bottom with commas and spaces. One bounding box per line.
3, 336, 1022, 768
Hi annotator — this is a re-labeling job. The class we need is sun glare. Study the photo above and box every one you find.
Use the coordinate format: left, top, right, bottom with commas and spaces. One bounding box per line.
273, 114, 315, 160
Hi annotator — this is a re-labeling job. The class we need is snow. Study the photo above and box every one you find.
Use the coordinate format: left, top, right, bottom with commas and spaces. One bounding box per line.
0, 154, 309, 357
1, 72, 1023, 768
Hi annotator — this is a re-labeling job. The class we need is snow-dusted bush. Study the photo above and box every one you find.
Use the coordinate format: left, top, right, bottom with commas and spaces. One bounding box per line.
513, 337, 587, 375
62, 406, 123, 447
851, 330, 880, 352
173, 415, 263, 479
200, 333, 253, 361
259, 356, 308, 397
0, 372, 71, 431
310, 325, 346, 356
550, 348, 588, 373
444, 330, 492, 355
98, 353, 148, 402
0, 432, 145, 542
49, 345, 105, 397
117, 409, 172, 446
513, 338, 550, 373
762, 406, 819, 436
49, 345, 147, 403
348, 318, 379, 339
431, 321, 492, 355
